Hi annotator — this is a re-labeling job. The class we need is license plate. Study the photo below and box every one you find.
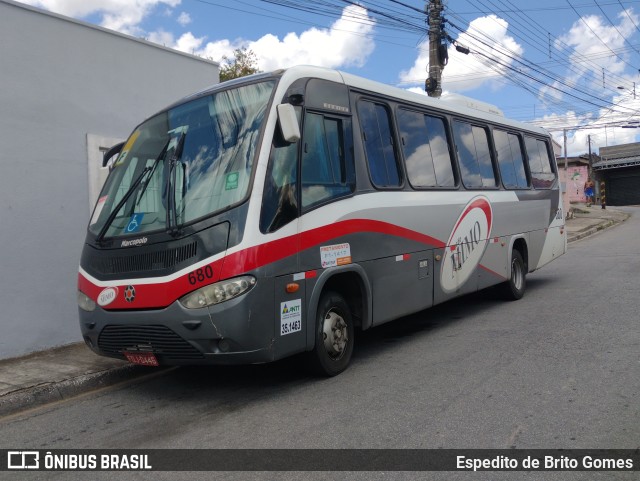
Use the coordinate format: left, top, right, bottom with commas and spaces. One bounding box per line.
124, 351, 159, 366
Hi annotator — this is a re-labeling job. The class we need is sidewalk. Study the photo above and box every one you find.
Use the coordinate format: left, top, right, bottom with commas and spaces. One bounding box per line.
0, 206, 631, 418
564, 203, 630, 243
0, 343, 165, 417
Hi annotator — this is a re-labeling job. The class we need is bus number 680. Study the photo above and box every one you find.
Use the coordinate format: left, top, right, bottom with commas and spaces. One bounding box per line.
188, 266, 214, 285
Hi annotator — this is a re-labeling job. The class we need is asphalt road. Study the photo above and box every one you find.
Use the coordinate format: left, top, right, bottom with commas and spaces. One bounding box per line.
2, 208, 639, 481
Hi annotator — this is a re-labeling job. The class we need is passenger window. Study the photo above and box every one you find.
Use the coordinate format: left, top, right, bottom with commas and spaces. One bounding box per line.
358, 100, 402, 188
494, 130, 529, 189
301, 112, 354, 210
260, 108, 301, 233
397, 109, 455, 188
524, 136, 556, 189
452, 121, 497, 188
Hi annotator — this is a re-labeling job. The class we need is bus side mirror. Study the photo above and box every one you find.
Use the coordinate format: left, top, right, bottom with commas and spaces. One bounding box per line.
103, 141, 125, 168
276, 103, 300, 143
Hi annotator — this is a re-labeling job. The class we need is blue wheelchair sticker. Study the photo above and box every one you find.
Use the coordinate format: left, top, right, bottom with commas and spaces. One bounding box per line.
124, 213, 145, 234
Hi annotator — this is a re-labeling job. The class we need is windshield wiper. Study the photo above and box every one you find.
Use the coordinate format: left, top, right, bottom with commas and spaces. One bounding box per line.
95, 165, 153, 245
165, 131, 187, 236
135, 140, 170, 207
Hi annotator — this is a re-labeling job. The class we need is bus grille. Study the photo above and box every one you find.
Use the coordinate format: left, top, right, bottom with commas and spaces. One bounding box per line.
98, 325, 204, 360
96, 242, 197, 275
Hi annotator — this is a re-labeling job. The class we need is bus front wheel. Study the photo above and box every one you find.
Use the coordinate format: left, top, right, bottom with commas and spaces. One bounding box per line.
307, 291, 354, 376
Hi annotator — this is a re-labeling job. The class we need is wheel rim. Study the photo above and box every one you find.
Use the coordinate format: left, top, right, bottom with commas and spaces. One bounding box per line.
322, 310, 348, 360
511, 258, 524, 291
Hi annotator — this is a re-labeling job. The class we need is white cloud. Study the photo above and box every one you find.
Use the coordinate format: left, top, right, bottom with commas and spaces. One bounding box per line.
156, 5, 375, 71
249, 5, 375, 70
538, 9, 639, 124
557, 10, 637, 79
400, 15, 523, 93
406, 87, 429, 96
21, 0, 181, 35
550, 122, 639, 157
543, 91, 640, 155
174, 32, 205, 55
177, 11, 191, 27
147, 29, 174, 47
23, 2, 375, 71
538, 80, 565, 104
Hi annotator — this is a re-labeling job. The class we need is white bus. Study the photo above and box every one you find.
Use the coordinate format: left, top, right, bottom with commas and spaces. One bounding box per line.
78, 66, 566, 376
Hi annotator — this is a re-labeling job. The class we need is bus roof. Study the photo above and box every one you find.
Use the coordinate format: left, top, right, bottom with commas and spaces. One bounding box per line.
166, 65, 550, 138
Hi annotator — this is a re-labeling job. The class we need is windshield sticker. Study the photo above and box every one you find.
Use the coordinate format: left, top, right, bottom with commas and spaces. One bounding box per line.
116, 130, 141, 166
124, 213, 145, 234
167, 126, 186, 150
320, 243, 352, 268
114, 150, 128, 167
280, 299, 302, 336
440, 196, 493, 294
90, 195, 108, 226
225, 172, 239, 190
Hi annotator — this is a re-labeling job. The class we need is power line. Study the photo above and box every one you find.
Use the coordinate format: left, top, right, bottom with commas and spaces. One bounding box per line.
594, 0, 640, 57
566, 0, 639, 71
618, 0, 640, 35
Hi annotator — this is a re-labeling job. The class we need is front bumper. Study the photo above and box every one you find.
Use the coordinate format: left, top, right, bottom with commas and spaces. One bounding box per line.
79, 284, 275, 365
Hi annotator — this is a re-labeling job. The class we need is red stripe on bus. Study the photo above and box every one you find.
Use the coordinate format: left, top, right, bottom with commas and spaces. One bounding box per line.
450, 197, 493, 239
219, 219, 445, 279
80, 219, 446, 310
478, 264, 507, 280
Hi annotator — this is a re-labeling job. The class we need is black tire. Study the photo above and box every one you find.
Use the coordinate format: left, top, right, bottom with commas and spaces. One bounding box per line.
497, 250, 526, 300
306, 291, 354, 376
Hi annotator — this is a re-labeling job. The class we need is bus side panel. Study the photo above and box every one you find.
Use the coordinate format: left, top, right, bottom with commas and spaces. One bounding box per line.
513, 189, 565, 270
364, 249, 434, 326
533, 225, 566, 270
534, 201, 567, 270
476, 236, 510, 291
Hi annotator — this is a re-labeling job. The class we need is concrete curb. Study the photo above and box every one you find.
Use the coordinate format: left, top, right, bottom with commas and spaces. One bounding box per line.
0, 364, 162, 418
567, 214, 629, 243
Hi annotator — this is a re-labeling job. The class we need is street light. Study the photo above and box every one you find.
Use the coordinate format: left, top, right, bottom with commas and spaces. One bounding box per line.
617, 83, 636, 99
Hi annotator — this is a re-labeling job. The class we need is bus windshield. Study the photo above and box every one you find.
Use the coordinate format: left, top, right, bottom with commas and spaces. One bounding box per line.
89, 80, 276, 239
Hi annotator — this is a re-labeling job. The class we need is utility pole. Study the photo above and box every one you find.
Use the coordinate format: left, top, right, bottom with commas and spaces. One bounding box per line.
563, 129, 568, 178
587, 134, 593, 178
563, 129, 568, 218
426, 0, 444, 98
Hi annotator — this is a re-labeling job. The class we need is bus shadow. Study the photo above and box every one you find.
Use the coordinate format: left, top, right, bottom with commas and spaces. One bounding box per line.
355, 291, 496, 360
141, 277, 560, 393
353, 275, 560, 363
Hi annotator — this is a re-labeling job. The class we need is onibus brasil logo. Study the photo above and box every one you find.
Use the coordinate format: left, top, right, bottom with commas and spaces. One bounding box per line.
440, 196, 493, 293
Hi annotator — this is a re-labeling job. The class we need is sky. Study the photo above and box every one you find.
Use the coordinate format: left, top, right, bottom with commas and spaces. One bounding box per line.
17, 0, 640, 155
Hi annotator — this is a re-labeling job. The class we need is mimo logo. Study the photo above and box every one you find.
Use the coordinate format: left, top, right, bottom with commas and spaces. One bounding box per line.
7, 451, 40, 469
440, 196, 493, 293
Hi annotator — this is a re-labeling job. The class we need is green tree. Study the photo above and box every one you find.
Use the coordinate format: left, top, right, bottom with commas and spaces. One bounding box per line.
219, 47, 261, 82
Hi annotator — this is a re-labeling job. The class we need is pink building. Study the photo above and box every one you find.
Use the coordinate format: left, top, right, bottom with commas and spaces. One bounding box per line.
556, 154, 594, 216
559, 166, 590, 202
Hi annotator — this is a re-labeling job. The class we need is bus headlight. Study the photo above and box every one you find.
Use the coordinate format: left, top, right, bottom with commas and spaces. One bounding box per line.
179, 276, 256, 309
77, 291, 96, 312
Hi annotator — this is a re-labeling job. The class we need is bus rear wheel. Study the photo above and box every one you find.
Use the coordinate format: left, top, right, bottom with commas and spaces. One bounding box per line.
307, 291, 354, 376
498, 250, 526, 300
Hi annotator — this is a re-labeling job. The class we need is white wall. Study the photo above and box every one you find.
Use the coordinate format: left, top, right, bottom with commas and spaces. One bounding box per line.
0, 0, 219, 359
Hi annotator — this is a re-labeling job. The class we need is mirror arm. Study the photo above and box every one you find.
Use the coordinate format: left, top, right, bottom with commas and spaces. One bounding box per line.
102, 141, 125, 168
